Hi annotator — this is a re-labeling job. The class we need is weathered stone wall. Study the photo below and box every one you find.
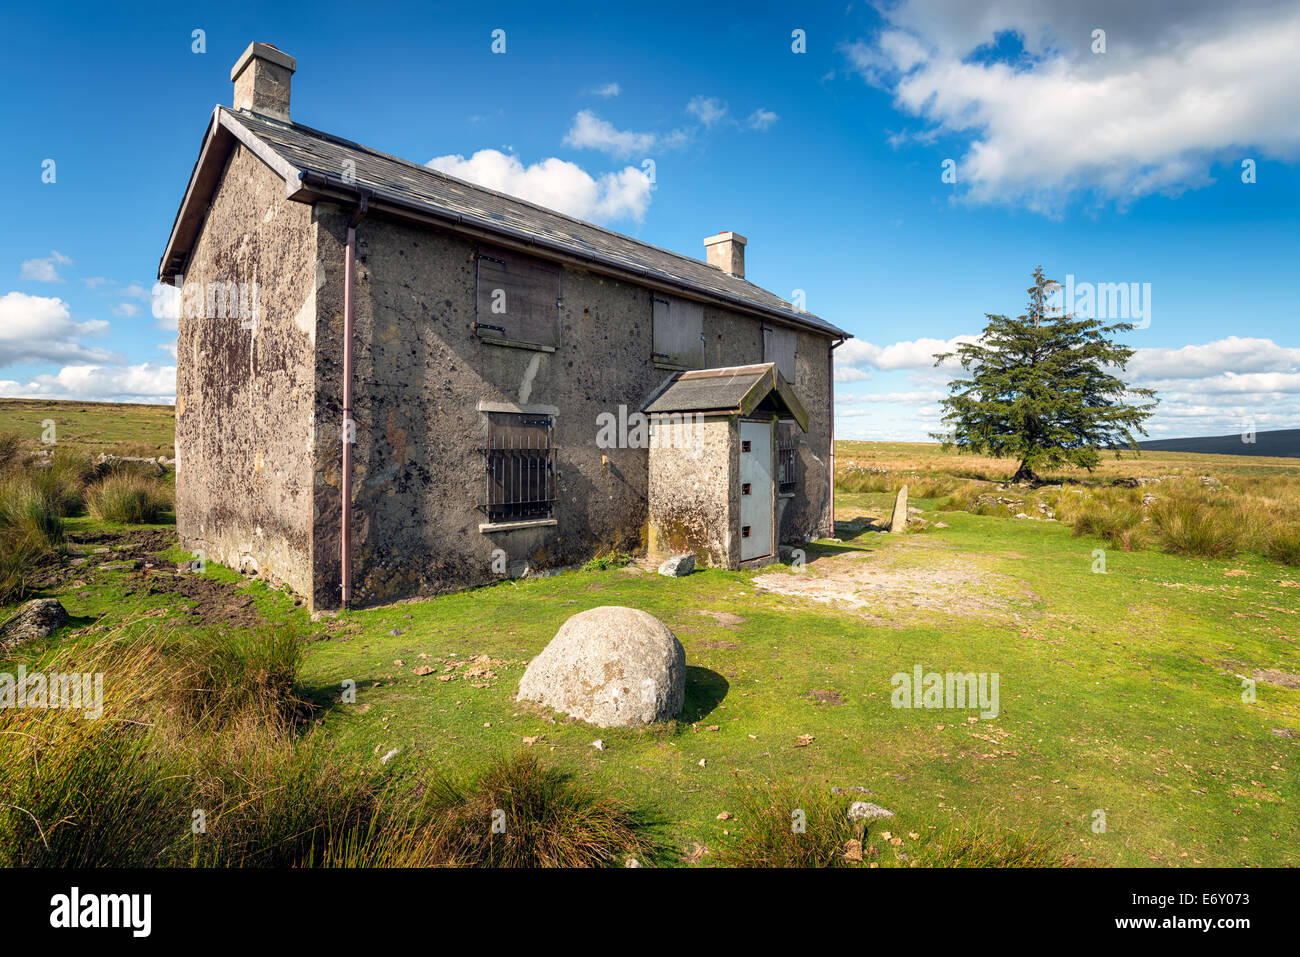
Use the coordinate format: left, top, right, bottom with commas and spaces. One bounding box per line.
779, 328, 835, 543
174, 144, 318, 596
647, 415, 738, 567
306, 207, 835, 608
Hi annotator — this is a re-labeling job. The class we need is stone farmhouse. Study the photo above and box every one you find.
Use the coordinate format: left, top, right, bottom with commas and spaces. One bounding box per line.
159, 43, 850, 610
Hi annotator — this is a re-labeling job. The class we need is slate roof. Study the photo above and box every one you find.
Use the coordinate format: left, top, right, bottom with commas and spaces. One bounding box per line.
643, 363, 809, 431
159, 106, 848, 339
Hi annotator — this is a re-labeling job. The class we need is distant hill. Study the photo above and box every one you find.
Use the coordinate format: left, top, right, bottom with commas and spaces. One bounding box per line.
1135, 429, 1300, 458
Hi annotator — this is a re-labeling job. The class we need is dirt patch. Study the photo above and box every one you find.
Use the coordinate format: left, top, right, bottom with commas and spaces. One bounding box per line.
751, 539, 1010, 618
806, 688, 844, 706
697, 610, 746, 627
135, 570, 264, 629
1254, 668, 1300, 690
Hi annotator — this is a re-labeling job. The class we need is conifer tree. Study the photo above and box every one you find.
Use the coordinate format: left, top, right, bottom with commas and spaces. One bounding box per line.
933, 267, 1157, 483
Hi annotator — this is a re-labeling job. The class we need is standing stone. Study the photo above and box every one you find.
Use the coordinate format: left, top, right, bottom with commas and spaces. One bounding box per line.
517, 606, 686, 727
888, 485, 909, 534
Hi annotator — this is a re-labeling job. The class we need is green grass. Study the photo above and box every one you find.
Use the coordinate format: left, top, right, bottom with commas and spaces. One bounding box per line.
3, 428, 1297, 867
0, 398, 173, 458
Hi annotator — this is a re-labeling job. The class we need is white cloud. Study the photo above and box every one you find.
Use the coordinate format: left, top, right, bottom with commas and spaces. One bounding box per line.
1126, 336, 1300, 379
112, 302, 140, 318
836, 335, 977, 378
591, 82, 621, 98
563, 110, 687, 158
687, 96, 729, 129
20, 251, 72, 283
845, 0, 1300, 211
0, 363, 175, 404
427, 149, 652, 222
0, 291, 116, 367
564, 110, 659, 158
152, 281, 180, 330
747, 108, 779, 131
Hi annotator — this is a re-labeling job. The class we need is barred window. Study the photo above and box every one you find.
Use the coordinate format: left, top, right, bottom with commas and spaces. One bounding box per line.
778, 435, 798, 494
480, 412, 556, 522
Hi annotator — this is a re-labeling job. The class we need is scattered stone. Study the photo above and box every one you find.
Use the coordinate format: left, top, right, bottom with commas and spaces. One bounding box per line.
0, 598, 70, 649
625, 857, 641, 868
848, 801, 894, 823
934, 521, 949, 529
1014, 512, 1031, 520
522, 735, 544, 745
1270, 728, 1297, 739
843, 839, 863, 862
698, 758, 707, 767
517, 606, 686, 727
411, 665, 435, 676
388, 627, 405, 636
592, 739, 606, 751
657, 553, 695, 577
716, 811, 733, 821
888, 485, 909, 534
379, 748, 400, 765
795, 733, 815, 747
806, 688, 844, 706
831, 786, 875, 796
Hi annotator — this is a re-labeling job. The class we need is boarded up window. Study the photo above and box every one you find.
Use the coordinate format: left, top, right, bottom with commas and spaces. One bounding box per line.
763, 325, 797, 382
652, 295, 704, 369
475, 246, 560, 348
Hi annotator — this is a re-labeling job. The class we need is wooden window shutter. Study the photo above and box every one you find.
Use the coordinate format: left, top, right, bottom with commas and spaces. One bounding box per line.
652, 294, 704, 369
763, 324, 797, 381
475, 245, 560, 348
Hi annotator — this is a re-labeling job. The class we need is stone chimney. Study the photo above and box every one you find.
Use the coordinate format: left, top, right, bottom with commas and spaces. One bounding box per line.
703, 231, 747, 278
231, 42, 296, 121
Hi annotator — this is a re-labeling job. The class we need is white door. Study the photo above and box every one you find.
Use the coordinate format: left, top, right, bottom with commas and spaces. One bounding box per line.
739, 419, 773, 561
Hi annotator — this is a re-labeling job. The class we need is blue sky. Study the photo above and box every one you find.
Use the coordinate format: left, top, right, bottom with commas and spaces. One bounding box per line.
2, 0, 1297, 440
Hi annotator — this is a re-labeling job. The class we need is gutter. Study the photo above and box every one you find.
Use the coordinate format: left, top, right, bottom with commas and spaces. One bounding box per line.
341, 190, 371, 608
297, 168, 850, 341
829, 336, 847, 538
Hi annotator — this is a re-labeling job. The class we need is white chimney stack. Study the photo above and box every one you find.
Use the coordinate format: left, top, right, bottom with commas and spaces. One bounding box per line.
231, 42, 296, 121
703, 231, 747, 278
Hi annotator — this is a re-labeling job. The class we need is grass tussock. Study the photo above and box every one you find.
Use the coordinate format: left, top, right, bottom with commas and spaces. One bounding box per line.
716, 777, 864, 867
717, 777, 1083, 868
85, 469, 171, 524
0, 623, 654, 868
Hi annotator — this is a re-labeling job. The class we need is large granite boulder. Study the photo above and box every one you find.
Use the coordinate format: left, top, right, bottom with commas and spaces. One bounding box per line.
517, 606, 686, 727
0, 598, 69, 650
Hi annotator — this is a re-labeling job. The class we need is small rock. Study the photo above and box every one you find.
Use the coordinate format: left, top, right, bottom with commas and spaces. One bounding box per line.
698, 758, 707, 767
0, 598, 70, 649
388, 628, 405, 636
716, 811, 733, 821
657, 553, 695, 577
848, 801, 894, 823
934, 522, 949, 529
411, 665, 435, 676
888, 486, 909, 534
625, 857, 641, 868
592, 738, 606, 751
379, 748, 400, 765
843, 839, 863, 862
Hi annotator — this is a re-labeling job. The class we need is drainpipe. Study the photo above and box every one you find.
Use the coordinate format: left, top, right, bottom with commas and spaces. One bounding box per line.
829, 337, 846, 538
341, 192, 370, 608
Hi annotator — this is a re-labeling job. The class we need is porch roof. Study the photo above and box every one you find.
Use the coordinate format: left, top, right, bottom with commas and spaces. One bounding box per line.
642, 363, 809, 432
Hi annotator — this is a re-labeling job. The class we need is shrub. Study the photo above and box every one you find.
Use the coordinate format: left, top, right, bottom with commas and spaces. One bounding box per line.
32, 449, 97, 517
86, 470, 171, 523
411, 751, 654, 868
583, 550, 633, 571
1264, 524, 1300, 566
1150, 499, 1242, 558
0, 431, 24, 474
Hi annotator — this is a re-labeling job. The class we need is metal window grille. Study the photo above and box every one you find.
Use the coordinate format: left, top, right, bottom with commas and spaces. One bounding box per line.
480, 414, 556, 522
778, 441, 798, 493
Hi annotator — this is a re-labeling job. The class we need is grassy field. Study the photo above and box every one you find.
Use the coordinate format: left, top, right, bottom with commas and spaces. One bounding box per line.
0, 398, 173, 457
1, 405, 1297, 866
